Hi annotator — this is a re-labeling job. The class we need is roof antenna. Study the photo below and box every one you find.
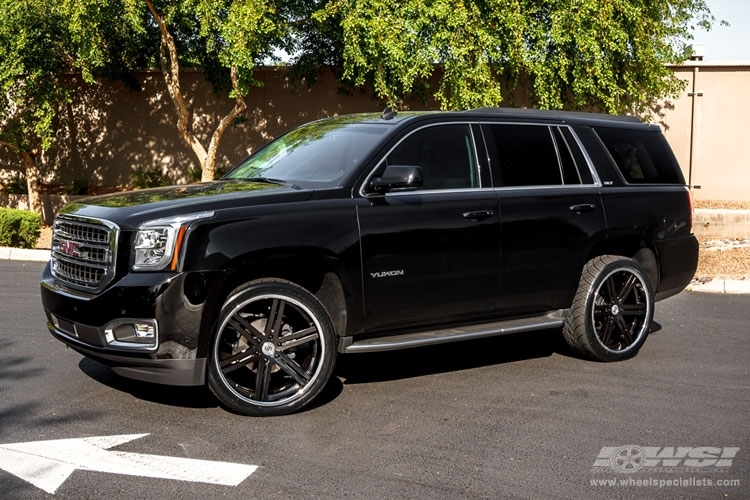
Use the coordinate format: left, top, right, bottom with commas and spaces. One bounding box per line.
381, 107, 397, 120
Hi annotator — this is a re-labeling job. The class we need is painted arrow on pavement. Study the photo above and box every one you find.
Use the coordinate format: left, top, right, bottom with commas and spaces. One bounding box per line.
0, 434, 258, 494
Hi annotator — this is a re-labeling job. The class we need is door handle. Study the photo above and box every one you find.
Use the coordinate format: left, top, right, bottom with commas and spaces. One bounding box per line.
569, 203, 595, 214
462, 210, 496, 221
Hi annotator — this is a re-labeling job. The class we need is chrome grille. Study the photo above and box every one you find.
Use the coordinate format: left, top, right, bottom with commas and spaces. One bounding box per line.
51, 216, 119, 293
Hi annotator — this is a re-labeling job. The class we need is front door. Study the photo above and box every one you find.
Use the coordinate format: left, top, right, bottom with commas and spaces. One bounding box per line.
357, 123, 500, 332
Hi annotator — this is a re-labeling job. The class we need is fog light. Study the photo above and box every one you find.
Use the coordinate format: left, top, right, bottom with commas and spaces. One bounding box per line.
134, 323, 156, 338
104, 319, 158, 350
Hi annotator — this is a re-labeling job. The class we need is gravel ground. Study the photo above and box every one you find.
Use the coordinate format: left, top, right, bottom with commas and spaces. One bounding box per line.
696, 240, 750, 280
693, 200, 750, 280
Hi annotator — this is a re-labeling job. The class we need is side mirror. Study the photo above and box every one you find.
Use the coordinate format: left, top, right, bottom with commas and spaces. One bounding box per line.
370, 165, 423, 193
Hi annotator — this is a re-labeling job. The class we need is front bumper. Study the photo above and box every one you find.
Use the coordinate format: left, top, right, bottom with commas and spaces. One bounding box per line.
41, 262, 216, 386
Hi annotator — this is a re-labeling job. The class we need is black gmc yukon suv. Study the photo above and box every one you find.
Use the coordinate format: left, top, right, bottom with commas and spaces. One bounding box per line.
41, 108, 698, 416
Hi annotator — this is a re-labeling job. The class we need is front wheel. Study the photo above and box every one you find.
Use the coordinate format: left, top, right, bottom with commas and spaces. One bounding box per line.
208, 279, 336, 416
563, 255, 654, 361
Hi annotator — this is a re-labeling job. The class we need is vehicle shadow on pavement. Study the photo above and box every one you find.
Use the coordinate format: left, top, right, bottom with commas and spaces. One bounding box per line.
78, 358, 218, 409
336, 327, 568, 384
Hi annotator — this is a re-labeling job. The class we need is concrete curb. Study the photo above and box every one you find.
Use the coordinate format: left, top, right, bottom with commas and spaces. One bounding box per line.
686, 279, 750, 294
2, 245, 748, 295
0, 247, 51, 262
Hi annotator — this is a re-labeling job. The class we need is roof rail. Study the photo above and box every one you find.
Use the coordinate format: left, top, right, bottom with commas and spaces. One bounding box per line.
467, 107, 643, 124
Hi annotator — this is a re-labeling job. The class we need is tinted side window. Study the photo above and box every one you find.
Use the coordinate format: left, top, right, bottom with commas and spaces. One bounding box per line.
486, 124, 562, 186
594, 127, 683, 184
386, 124, 480, 190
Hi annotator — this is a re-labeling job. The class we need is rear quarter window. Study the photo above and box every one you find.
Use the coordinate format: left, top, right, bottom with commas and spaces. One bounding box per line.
594, 127, 684, 184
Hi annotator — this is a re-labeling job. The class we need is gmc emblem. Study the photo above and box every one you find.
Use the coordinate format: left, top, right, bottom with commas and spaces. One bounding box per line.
58, 238, 83, 258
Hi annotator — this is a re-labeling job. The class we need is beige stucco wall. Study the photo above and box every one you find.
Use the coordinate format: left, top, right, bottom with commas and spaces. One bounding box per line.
658, 62, 750, 202
1, 65, 748, 202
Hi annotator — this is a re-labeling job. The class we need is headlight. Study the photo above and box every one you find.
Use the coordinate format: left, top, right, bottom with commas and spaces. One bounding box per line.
132, 212, 214, 271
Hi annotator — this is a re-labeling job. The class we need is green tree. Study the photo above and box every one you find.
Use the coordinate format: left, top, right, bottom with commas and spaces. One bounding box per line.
316, 0, 716, 115
0, 0, 153, 214
123, 0, 288, 181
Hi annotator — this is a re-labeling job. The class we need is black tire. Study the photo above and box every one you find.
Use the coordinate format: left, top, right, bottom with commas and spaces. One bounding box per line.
563, 255, 654, 361
208, 279, 336, 416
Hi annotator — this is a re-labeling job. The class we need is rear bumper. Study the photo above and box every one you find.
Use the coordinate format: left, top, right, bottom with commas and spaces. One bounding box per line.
654, 234, 699, 302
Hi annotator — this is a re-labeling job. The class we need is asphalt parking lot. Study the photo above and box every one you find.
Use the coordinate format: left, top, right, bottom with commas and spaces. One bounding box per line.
1, 260, 748, 499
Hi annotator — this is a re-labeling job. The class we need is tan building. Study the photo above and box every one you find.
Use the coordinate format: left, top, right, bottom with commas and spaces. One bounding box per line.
1, 64, 749, 202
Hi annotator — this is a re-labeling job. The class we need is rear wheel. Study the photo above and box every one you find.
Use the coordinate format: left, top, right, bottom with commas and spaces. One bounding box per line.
208, 279, 336, 416
563, 255, 654, 361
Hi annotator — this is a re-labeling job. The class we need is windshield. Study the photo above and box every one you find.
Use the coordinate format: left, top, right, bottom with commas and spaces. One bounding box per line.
225, 118, 390, 188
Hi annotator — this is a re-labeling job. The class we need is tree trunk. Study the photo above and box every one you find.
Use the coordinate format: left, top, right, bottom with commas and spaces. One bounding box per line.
21, 150, 42, 217
201, 66, 248, 182
146, 0, 208, 175
145, 0, 249, 184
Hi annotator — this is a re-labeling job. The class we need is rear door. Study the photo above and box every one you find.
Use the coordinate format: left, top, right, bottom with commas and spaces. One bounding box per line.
481, 123, 607, 314
357, 123, 501, 332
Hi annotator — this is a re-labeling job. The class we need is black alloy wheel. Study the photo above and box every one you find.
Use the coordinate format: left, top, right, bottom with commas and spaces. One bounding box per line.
563, 255, 654, 361
208, 279, 336, 416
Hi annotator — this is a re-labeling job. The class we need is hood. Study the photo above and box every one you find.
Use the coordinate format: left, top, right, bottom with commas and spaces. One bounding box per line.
57, 180, 314, 227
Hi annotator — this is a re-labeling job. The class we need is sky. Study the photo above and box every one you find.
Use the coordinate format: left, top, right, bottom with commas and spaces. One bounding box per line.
690, 0, 750, 60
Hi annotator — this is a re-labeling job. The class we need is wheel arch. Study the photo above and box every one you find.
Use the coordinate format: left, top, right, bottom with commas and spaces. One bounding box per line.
586, 237, 659, 292
197, 249, 352, 356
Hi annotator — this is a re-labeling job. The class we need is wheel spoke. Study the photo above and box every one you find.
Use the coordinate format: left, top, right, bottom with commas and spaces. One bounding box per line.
600, 315, 615, 345
228, 314, 263, 347
278, 326, 318, 351
273, 351, 311, 386
620, 303, 647, 316
617, 274, 638, 302
605, 277, 618, 302
593, 302, 609, 317
265, 298, 286, 340
220, 349, 259, 372
614, 314, 633, 345
255, 357, 271, 401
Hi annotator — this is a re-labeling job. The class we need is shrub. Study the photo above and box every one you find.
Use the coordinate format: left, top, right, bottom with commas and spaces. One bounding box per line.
0, 208, 42, 249
188, 165, 231, 183
130, 166, 171, 189
62, 178, 89, 195
0, 172, 27, 194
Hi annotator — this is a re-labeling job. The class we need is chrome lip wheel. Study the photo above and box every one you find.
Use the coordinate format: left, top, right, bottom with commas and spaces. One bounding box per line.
592, 267, 652, 354
214, 293, 326, 408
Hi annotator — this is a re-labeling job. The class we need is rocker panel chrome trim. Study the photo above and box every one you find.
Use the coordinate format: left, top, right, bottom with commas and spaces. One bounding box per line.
339, 310, 565, 353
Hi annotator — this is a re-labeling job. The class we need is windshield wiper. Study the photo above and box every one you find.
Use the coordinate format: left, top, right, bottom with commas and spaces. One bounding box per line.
241, 176, 286, 185
240, 177, 302, 190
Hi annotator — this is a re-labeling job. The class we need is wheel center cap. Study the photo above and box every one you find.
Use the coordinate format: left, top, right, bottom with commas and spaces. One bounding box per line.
611, 304, 620, 315
261, 342, 276, 357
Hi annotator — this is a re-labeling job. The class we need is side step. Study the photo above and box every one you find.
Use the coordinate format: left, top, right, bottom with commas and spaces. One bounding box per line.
338, 310, 565, 354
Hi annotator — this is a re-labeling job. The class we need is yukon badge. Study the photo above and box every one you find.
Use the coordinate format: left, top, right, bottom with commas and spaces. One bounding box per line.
370, 269, 405, 279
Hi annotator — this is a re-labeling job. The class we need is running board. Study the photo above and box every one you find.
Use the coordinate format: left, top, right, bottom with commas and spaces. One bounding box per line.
338, 310, 565, 354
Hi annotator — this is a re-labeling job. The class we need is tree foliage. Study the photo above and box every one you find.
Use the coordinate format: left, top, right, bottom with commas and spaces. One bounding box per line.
0, 0, 154, 213
316, 0, 715, 115
2, 0, 718, 201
